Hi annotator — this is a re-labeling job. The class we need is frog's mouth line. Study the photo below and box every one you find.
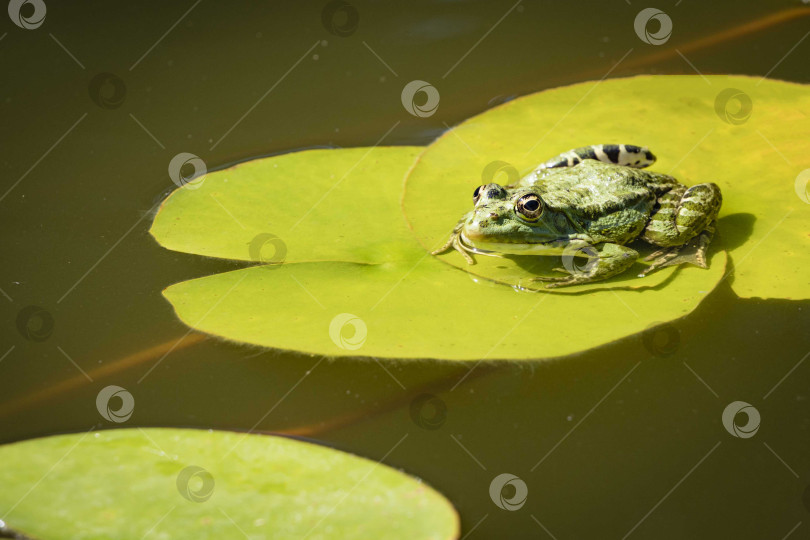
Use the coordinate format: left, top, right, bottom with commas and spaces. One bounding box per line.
460, 232, 567, 257
458, 232, 502, 258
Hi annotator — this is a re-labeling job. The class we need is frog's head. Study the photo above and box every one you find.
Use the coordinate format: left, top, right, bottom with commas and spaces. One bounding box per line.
458, 183, 571, 255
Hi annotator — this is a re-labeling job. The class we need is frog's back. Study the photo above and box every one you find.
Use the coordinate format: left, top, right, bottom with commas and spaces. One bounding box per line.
520, 160, 670, 219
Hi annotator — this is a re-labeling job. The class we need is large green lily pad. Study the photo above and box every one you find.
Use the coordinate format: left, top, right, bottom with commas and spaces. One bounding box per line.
150, 75, 806, 360
0, 428, 459, 539
150, 142, 726, 359
404, 75, 809, 300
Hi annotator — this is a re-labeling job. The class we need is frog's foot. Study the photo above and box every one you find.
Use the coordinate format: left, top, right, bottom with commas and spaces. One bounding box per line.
431, 219, 475, 265
529, 263, 581, 287
643, 247, 670, 261
690, 222, 715, 268
640, 222, 716, 276
451, 234, 475, 265
640, 247, 682, 276
539, 144, 656, 170
531, 273, 597, 289
530, 242, 638, 288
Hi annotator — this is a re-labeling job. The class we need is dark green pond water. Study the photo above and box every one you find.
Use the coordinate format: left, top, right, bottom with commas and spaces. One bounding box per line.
2, 1, 809, 538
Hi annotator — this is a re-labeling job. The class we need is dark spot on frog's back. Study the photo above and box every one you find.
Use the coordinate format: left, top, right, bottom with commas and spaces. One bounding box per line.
603, 144, 620, 163
645, 150, 655, 161
486, 189, 501, 198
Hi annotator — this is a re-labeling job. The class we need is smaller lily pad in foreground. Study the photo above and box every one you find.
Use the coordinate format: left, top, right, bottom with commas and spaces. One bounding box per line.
0, 428, 459, 540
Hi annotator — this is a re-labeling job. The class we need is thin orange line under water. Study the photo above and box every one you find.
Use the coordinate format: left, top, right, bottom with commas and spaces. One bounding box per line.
0, 333, 206, 420
276, 364, 500, 438
623, 7, 810, 71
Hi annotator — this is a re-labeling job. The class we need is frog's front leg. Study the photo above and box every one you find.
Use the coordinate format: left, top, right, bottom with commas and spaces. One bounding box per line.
431, 212, 475, 264
641, 182, 722, 276
532, 242, 638, 288
540, 144, 657, 169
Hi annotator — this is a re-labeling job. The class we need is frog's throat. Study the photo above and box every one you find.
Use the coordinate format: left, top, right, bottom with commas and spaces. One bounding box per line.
459, 232, 568, 256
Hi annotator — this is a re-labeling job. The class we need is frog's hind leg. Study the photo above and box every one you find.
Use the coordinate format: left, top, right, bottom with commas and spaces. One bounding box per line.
641, 222, 717, 276
641, 182, 722, 276
540, 144, 656, 169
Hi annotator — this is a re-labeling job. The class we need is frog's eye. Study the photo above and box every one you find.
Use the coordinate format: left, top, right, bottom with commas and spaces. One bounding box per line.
516, 194, 543, 220
472, 185, 482, 202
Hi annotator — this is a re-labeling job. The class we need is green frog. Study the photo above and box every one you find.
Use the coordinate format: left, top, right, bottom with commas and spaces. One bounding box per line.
432, 144, 722, 288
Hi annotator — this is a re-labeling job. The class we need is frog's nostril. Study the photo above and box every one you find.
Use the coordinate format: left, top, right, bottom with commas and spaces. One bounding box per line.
489, 212, 498, 219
